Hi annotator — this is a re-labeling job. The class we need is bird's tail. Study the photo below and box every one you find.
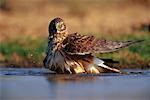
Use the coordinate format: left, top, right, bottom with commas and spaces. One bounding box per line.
93, 58, 123, 73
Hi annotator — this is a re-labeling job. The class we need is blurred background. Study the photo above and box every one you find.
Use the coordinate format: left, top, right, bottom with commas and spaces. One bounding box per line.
0, 0, 150, 68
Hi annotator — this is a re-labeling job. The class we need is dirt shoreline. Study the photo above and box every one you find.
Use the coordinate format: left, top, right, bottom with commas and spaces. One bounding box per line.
0, 61, 149, 69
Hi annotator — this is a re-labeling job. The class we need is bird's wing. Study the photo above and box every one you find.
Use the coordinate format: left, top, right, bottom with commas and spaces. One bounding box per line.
63, 33, 143, 55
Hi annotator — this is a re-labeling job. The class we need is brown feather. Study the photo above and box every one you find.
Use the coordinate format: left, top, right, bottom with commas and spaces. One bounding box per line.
63, 33, 143, 54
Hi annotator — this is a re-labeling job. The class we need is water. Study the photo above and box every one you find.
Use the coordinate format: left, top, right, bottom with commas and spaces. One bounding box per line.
0, 68, 150, 100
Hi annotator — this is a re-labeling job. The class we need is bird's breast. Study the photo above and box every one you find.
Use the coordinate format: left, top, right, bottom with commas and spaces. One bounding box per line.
51, 51, 65, 64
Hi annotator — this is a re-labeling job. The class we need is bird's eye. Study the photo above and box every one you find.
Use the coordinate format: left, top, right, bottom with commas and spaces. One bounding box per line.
56, 22, 65, 31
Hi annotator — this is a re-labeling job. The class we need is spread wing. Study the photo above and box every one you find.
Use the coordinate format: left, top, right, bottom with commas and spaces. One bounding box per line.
63, 33, 143, 55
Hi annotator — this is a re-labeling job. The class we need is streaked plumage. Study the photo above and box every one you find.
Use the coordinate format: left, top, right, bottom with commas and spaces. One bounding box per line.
63, 33, 143, 54
43, 17, 142, 74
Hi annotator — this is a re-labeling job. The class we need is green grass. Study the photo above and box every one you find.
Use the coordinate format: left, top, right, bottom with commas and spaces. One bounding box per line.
0, 33, 150, 68
0, 37, 47, 66
129, 37, 150, 60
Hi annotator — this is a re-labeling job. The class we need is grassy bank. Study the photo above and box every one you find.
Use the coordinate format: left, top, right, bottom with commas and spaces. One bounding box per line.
0, 37, 47, 67
0, 33, 149, 69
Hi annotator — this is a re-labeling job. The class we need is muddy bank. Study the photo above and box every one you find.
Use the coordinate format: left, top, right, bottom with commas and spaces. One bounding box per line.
0, 60, 149, 69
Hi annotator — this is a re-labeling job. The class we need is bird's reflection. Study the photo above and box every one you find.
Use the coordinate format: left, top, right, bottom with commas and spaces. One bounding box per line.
46, 74, 99, 83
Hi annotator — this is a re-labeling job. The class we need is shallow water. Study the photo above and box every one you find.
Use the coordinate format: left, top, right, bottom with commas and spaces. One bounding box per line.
0, 68, 150, 100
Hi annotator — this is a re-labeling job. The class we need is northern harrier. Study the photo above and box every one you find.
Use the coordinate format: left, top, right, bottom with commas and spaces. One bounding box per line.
43, 18, 142, 74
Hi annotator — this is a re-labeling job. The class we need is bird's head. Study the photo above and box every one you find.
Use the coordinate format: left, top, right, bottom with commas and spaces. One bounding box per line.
48, 18, 68, 50
49, 17, 66, 32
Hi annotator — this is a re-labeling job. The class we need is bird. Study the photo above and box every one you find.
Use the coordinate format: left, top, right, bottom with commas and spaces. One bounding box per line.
43, 17, 143, 74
